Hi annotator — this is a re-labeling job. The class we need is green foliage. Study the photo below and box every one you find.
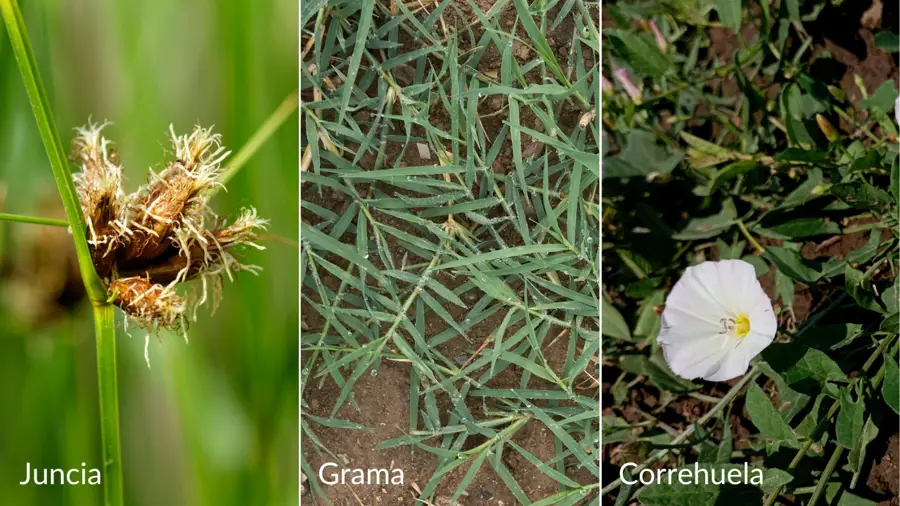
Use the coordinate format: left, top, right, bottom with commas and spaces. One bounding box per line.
601, 0, 898, 504
0, 1, 298, 505
302, 0, 600, 503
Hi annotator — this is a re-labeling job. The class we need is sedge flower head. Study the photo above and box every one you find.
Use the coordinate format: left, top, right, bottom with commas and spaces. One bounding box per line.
71, 122, 267, 359
657, 259, 776, 381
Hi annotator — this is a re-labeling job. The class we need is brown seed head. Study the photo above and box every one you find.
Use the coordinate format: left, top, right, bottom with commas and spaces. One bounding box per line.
108, 276, 186, 335
69, 122, 265, 344
71, 122, 127, 276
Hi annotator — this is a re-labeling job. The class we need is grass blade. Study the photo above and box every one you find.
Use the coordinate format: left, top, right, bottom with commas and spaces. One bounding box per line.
336, 0, 375, 126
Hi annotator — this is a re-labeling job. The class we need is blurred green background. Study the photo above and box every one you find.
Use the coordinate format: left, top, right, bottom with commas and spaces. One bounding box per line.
0, 1, 298, 505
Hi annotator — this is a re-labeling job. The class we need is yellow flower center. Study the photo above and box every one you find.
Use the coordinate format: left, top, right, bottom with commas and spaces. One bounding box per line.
721, 313, 751, 338
734, 313, 751, 338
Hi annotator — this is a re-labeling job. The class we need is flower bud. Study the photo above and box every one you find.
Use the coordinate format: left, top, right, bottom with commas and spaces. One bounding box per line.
613, 68, 642, 103
650, 20, 668, 53
815, 114, 839, 142
601, 74, 614, 95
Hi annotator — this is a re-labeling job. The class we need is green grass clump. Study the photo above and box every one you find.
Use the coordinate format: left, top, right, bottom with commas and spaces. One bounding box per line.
301, 0, 600, 503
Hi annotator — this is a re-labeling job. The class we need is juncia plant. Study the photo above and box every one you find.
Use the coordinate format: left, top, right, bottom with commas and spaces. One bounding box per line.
1, 1, 296, 504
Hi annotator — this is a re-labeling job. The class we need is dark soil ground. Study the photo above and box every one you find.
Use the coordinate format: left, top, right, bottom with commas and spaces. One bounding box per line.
601, 1, 899, 504
301, 2, 599, 505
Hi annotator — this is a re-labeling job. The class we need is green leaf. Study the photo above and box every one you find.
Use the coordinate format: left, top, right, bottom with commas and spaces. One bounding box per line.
836, 387, 863, 449
882, 313, 899, 334
824, 483, 878, 506
874, 31, 900, 52
605, 29, 670, 77
883, 356, 899, 414
512, 0, 569, 85
775, 267, 794, 308
604, 130, 683, 178
680, 131, 736, 159
891, 156, 899, 199
746, 383, 797, 443
762, 342, 848, 394
847, 415, 879, 474
636, 464, 792, 505
757, 362, 810, 423
673, 200, 737, 240
437, 244, 568, 270
785, 0, 800, 21
633, 290, 665, 339
742, 255, 769, 277
602, 415, 637, 445
340, 164, 466, 180
716, 0, 742, 32
716, 238, 745, 259
302, 223, 388, 284
716, 421, 733, 464
884, 282, 899, 315
708, 160, 758, 194
602, 300, 631, 341
830, 181, 893, 209
860, 80, 899, 114
778, 168, 825, 209
762, 218, 839, 238
774, 147, 829, 163
845, 264, 883, 312
764, 246, 827, 283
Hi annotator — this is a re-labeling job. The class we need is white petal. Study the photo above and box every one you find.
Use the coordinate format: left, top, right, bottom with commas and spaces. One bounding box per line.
748, 299, 777, 338
676, 262, 733, 313
715, 259, 761, 311
703, 348, 751, 381
662, 264, 730, 331
896, 94, 900, 128
660, 331, 734, 380
738, 328, 776, 363
659, 303, 723, 338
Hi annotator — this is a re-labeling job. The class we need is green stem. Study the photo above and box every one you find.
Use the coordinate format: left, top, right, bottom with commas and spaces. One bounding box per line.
94, 303, 123, 506
0, 212, 68, 227
216, 90, 299, 191
736, 219, 765, 254
0, 3, 123, 506
0, 0, 105, 301
807, 445, 843, 506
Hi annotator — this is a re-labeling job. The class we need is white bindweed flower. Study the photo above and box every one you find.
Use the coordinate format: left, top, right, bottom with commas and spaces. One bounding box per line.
657, 260, 777, 381
895, 94, 899, 128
